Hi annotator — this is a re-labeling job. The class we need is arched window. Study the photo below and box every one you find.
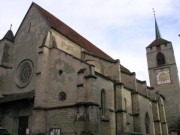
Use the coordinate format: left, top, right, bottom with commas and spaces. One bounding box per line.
145, 113, 150, 134
101, 89, 106, 116
156, 52, 165, 66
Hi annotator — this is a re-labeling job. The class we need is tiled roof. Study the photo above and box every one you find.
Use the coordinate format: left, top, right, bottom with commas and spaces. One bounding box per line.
3, 30, 14, 41
32, 3, 131, 75
33, 3, 112, 60
147, 38, 171, 48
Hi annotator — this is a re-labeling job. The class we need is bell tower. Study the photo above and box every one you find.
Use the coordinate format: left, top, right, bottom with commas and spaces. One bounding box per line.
146, 11, 180, 129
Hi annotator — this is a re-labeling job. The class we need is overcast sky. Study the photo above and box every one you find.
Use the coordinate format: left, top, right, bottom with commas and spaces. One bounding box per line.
0, 0, 180, 85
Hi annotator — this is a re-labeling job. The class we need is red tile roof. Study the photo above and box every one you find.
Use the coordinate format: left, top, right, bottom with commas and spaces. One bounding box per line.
33, 3, 112, 60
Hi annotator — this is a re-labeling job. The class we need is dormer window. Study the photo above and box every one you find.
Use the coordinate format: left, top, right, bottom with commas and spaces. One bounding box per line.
156, 52, 165, 66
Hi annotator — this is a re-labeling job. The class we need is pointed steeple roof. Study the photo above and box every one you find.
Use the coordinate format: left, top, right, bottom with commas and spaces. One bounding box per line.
147, 10, 171, 48
155, 17, 161, 39
153, 9, 161, 39
3, 25, 14, 41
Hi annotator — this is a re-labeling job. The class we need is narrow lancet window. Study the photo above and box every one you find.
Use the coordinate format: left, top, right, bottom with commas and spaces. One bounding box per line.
101, 89, 106, 116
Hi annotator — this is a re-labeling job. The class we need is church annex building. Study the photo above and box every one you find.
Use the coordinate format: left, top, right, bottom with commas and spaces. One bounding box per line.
0, 2, 179, 135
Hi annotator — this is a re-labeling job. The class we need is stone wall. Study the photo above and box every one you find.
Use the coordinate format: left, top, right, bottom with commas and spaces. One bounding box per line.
139, 96, 155, 135
10, 5, 49, 94
121, 72, 136, 90
52, 29, 82, 59
84, 53, 120, 81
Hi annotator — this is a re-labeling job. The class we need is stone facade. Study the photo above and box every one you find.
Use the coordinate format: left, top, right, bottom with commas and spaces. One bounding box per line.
0, 2, 168, 135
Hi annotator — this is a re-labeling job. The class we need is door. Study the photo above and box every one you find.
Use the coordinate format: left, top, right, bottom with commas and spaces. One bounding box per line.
18, 116, 28, 135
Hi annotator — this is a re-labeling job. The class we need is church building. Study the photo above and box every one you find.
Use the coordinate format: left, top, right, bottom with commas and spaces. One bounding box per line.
0, 2, 170, 135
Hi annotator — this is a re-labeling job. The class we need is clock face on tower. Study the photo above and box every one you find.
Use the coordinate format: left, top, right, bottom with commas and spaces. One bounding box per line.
156, 69, 171, 85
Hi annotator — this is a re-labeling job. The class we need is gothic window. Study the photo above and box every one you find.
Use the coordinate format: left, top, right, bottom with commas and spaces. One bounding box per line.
19, 62, 32, 83
15, 60, 33, 88
145, 113, 150, 134
101, 89, 106, 116
156, 52, 165, 66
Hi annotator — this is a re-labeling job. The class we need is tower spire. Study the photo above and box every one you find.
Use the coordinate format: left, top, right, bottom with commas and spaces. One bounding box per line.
3, 24, 14, 41
153, 8, 161, 39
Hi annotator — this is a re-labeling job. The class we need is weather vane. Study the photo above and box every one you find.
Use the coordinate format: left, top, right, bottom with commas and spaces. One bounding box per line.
152, 8, 156, 18
10, 24, 12, 30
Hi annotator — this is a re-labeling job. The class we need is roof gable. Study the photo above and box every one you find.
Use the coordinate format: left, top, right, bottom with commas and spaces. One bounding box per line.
33, 3, 112, 60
